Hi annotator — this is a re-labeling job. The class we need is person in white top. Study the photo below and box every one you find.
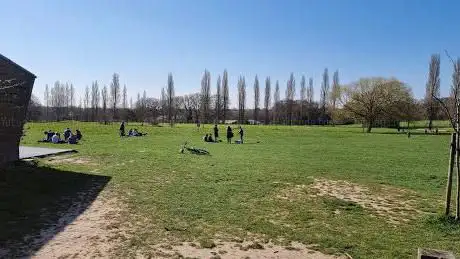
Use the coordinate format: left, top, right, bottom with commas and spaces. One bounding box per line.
51, 133, 60, 144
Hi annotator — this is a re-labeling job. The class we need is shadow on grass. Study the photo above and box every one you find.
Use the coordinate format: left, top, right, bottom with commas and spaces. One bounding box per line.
372, 132, 452, 136
0, 161, 111, 257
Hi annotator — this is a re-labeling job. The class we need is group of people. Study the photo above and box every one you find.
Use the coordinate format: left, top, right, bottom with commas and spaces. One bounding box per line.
41, 128, 82, 144
204, 125, 244, 144
119, 122, 146, 137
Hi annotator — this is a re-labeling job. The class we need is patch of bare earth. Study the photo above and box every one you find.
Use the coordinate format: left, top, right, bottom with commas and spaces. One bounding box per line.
45, 156, 95, 166
28, 194, 130, 258
147, 240, 344, 259
277, 178, 423, 224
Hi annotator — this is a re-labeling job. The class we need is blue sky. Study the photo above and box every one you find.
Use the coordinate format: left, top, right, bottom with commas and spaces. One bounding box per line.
1, 0, 460, 107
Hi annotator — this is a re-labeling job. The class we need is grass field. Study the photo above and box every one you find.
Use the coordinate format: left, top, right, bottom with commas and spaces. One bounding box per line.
4, 121, 460, 258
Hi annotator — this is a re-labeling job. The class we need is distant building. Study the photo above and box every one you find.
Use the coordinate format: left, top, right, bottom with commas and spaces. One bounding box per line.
0, 54, 36, 166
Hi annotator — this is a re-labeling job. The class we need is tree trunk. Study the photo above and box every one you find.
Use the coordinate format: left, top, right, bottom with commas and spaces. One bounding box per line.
456, 102, 460, 220
446, 133, 456, 216
366, 120, 373, 133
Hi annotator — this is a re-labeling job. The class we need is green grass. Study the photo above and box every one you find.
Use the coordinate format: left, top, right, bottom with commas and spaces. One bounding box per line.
9, 121, 460, 258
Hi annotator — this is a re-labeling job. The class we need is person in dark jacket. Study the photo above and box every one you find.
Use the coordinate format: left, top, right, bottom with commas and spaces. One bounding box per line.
213, 124, 219, 142
64, 128, 72, 141
226, 126, 233, 143
119, 121, 125, 137
238, 126, 244, 144
76, 129, 82, 140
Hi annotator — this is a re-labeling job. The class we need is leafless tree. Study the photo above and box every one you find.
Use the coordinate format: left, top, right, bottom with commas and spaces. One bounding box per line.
238, 76, 246, 124
264, 77, 271, 124
44, 84, 49, 119
167, 73, 175, 126
101, 85, 108, 124
320, 68, 329, 119
215, 75, 222, 123
300, 75, 306, 122
330, 70, 340, 125
201, 69, 211, 123
274, 80, 280, 124
254, 75, 260, 122
222, 69, 229, 123
91, 81, 100, 121
70, 84, 75, 116
84, 85, 90, 121
425, 54, 441, 130
285, 73, 295, 125
307, 78, 314, 104
130, 97, 133, 110
122, 84, 128, 109
110, 73, 120, 120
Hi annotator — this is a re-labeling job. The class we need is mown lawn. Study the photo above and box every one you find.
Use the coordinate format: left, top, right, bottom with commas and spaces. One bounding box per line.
14, 122, 460, 258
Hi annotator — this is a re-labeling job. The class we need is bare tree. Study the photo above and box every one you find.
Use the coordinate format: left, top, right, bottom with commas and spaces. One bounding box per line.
130, 97, 133, 110
122, 84, 128, 109
70, 84, 75, 116
110, 73, 120, 120
44, 84, 49, 119
341, 77, 413, 133
167, 73, 175, 126
425, 54, 441, 130
222, 69, 229, 123
320, 68, 329, 119
264, 77, 271, 124
65, 83, 70, 115
84, 85, 90, 121
330, 70, 340, 125
201, 69, 211, 123
300, 75, 306, 123
307, 78, 314, 104
91, 81, 100, 121
285, 73, 295, 125
254, 75, 260, 122
274, 80, 280, 124
101, 85, 108, 124
238, 76, 246, 124
215, 75, 222, 123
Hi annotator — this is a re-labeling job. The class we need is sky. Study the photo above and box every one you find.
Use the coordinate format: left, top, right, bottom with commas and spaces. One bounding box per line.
1, 0, 460, 108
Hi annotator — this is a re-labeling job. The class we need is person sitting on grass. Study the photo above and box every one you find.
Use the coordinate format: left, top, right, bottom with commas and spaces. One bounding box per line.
128, 129, 133, 136
64, 128, 72, 141
51, 133, 65, 144
76, 129, 82, 140
207, 133, 214, 142
203, 134, 209, 142
46, 130, 54, 142
68, 134, 78, 144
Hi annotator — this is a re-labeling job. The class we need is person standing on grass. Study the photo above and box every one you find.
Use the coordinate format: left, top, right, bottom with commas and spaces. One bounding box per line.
214, 124, 219, 142
119, 121, 126, 137
238, 126, 244, 144
227, 126, 233, 143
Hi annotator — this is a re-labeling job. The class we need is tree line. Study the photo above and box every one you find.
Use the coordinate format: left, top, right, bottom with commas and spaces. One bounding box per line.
27, 60, 455, 132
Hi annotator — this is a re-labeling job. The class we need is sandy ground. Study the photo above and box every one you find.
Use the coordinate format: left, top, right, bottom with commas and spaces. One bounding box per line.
29, 194, 127, 259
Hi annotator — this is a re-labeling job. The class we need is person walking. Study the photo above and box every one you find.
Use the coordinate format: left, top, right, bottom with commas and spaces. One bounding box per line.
238, 126, 244, 144
226, 126, 233, 143
119, 121, 126, 137
213, 124, 219, 142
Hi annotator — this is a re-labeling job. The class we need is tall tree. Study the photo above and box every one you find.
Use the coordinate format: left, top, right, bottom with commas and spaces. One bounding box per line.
215, 75, 222, 123
238, 76, 246, 124
320, 68, 329, 119
122, 84, 128, 109
330, 70, 340, 125
161, 88, 166, 124
84, 85, 90, 121
44, 84, 49, 119
200, 69, 211, 123
264, 77, 271, 124
130, 97, 133, 110
110, 73, 120, 120
70, 84, 75, 116
307, 78, 314, 104
425, 54, 441, 130
91, 81, 100, 121
222, 69, 229, 123
300, 75, 306, 123
167, 73, 175, 126
101, 85, 108, 124
254, 75, 260, 122
274, 80, 280, 124
285, 73, 295, 125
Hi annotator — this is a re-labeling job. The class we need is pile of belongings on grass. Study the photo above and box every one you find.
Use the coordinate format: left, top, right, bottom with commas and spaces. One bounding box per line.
180, 142, 209, 155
